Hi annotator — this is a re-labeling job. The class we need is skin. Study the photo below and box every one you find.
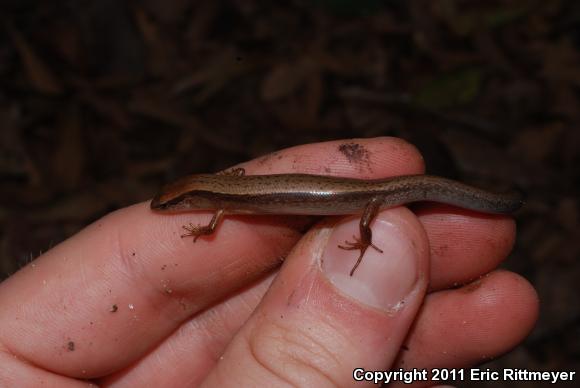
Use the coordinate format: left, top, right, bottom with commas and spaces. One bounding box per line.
0, 137, 538, 387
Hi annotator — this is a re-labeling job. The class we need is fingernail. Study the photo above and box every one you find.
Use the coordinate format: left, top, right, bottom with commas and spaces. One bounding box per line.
321, 211, 424, 311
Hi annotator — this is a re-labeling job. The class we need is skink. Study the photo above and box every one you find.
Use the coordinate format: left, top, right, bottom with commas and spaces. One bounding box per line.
151, 168, 523, 275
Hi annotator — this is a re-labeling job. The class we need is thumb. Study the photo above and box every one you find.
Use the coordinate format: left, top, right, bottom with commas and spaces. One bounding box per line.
202, 207, 429, 387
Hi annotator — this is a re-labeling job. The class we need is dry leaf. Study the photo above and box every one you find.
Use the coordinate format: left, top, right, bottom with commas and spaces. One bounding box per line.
261, 61, 313, 101
7, 25, 63, 95
52, 105, 84, 189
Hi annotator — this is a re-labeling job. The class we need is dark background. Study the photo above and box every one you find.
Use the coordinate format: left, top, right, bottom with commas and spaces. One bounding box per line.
1, 0, 578, 386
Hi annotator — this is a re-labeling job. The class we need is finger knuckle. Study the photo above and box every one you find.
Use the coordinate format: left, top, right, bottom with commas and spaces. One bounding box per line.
247, 317, 342, 387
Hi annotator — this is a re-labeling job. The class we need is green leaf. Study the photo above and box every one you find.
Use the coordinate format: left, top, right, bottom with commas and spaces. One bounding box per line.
413, 68, 483, 110
485, 6, 528, 28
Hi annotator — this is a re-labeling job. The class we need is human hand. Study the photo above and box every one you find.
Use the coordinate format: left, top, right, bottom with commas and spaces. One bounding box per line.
0, 138, 538, 387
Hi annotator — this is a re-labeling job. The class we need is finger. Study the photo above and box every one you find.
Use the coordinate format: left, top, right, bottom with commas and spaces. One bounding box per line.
0, 137, 425, 378
99, 274, 275, 386
0, 344, 91, 388
415, 206, 517, 290
202, 207, 430, 387
391, 270, 539, 387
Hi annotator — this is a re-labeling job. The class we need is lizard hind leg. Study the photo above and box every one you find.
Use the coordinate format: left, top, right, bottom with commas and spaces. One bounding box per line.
337, 196, 383, 276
